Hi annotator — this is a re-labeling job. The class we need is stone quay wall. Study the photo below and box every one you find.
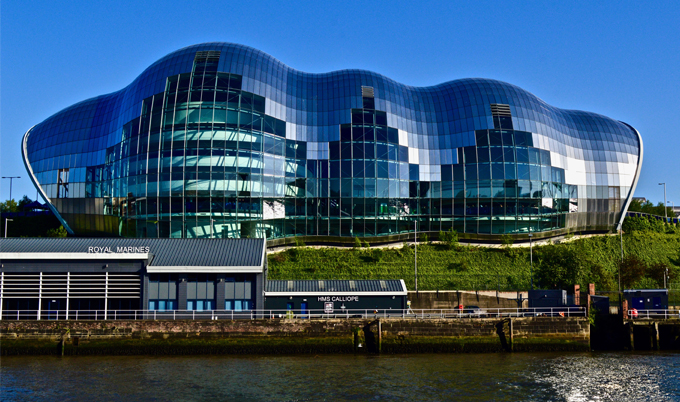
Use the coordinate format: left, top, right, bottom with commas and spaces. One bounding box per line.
0, 317, 590, 355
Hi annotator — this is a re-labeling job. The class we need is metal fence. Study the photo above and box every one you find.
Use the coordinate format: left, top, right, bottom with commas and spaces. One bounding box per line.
627, 310, 680, 320
597, 288, 680, 307
0, 306, 586, 321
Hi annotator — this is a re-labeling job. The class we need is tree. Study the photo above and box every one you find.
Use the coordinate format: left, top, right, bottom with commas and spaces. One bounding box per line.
647, 262, 677, 288
0, 199, 19, 213
18, 195, 33, 209
628, 198, 643, 212
632, 200, 674, 218
619, 255, 647, 289
46, 226, 68, 238
534, 245, 586, 289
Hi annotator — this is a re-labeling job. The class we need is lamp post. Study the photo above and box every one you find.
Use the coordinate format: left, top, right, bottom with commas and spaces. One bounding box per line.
210, 219, 215, 238
528, 233, 534, 290
1, 176, 20, 202
5, 218, 13, 238
414, 220, 418, 292
659, 183, 667, 220
617, 223, 623, 293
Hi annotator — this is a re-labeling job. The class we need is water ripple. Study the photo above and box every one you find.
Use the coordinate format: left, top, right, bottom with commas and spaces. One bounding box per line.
1, 352, 679, 401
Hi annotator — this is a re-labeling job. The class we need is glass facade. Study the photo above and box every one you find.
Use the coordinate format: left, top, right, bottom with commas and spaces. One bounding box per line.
22, 43, 642, 241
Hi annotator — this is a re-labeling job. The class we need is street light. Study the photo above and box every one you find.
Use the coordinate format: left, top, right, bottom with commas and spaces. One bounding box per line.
659, 183, 667, 220
617, 223, 623, 293
414, 220, 418, 292
5, 218, 13, 238
528, 233, 534, 290
1, 176, 20, 201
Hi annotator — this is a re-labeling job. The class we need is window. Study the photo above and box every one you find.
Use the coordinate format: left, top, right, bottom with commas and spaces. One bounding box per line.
148, 299, 176, 311
225, 300, 251, 311
187, 299, 214, 311
148, 274, 177, 310
225, 275, 254, 310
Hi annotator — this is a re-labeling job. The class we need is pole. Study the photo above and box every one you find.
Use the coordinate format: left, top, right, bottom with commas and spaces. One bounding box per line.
529, 233, 533, 290
414, 220, 417, 292
617, 223, 623, 293
2, 176, 21, 202
5, 218, 13, 238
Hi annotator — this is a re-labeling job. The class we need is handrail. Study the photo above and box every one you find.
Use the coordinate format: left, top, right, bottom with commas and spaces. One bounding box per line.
627, 309, 679, 320
1, 307, 587, 321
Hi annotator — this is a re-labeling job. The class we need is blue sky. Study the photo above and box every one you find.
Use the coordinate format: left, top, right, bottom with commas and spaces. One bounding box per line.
2, 0, 679, 206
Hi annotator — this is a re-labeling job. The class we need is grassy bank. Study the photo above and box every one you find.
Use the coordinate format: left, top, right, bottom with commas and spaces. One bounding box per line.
268, 221, 680, 293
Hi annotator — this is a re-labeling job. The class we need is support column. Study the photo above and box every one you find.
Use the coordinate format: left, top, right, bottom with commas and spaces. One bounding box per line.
377, 320, 382, 354
65, 272, 70, 320
509, 318, 514, 352
142, 274, 150, 313
104, 272, 109, 320
0, 272, 4, 321
255, 273, 264, 318
653, 323, 660, 351
574, 284, 580, 306
38, 272, 43, 320
628, 323, 635, 351
178, 275, 188, 311
216, 275, 226, 311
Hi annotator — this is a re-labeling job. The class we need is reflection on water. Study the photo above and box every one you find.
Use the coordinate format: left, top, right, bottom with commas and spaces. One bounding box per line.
2, 352, 679, 401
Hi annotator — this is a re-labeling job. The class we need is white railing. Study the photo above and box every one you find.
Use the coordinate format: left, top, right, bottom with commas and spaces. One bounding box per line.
0, 307, 587, 321
628, 309, 679, 320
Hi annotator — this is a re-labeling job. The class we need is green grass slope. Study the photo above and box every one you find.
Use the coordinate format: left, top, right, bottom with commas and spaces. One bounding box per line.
268, 218, 680, 292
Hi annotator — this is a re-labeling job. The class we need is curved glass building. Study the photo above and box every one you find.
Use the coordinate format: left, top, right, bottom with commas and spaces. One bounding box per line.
22, 43, 643, 242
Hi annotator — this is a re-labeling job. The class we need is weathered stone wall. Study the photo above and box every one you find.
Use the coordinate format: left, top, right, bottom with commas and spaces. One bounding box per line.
0, 317, 589, 355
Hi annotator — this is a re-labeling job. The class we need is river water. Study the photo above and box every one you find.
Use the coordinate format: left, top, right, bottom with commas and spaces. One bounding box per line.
2, 352, 679, 401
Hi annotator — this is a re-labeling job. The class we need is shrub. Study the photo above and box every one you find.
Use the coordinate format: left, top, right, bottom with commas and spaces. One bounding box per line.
46, 226, 68, 238
439, 229, 459, 249
500, 234, 514, 247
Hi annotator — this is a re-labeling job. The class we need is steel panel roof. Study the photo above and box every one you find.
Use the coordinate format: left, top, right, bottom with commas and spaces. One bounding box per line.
266, 279, 404, 293
0, 238, 265, 268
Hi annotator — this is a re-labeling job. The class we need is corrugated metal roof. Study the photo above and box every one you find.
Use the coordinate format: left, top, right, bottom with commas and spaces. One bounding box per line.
266, 280, 404, 293
0, 238, 265, 267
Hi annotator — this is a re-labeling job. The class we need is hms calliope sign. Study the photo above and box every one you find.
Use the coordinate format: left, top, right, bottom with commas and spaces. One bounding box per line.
88, 246, 150, 253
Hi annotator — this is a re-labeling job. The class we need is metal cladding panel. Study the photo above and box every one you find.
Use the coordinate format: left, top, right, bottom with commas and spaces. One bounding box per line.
22, 42, 642, 242
266, 279, 403, 293
0, 238, 264, 268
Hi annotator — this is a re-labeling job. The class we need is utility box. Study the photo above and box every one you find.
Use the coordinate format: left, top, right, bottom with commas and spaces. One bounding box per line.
624, 289, 668, 311
528, 289, 567, 308
590, 295, 610, 314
